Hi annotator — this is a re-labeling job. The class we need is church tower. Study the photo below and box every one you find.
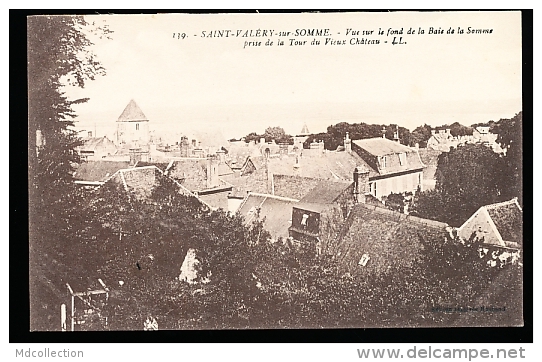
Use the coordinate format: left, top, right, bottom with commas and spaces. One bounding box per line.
116, 99, 150, 148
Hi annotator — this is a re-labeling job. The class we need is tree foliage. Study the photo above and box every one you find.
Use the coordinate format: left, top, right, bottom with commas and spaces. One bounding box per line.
496, 111, 523, 204
303, 122, 411, 150
411, 143, 507, 226
242, 127, 293, 145
28, 16, 111, 230
28, 15, 112, 330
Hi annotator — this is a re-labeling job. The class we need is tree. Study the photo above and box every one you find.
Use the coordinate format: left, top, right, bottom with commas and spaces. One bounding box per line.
28, 15, 112, 331
496, 111, 523, 204
28, 16, 111, 235
411, 143, 506, 226
409, 124, 433, 148
263, 126, 293, 144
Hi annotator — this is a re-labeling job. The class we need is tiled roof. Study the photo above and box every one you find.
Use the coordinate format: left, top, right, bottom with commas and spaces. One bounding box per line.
273, 175, 321, 200
199, 192, 229, 211
352, 138, 424, 176
166, 159, 209, 192
117, 99, 148, 122
237, 194, 298, 240
328, 203, 449, 278
135, 161, 170, 171
298, 180, 352, 204
79, 137, 108, 151
485, 199, 522, 244
218, 163, 234, 176
265, 151, 378, 180
73, 161, 130, 182
352, 138, 417, 157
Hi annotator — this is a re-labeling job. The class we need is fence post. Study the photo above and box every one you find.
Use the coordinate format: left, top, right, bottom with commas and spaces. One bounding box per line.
60, 304, 66, 332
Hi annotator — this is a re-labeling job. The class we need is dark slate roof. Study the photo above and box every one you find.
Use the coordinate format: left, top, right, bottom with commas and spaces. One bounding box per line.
117, 99, 148, 122
327, 203, 449, 278
237, 194, 297, 239
298, 180, 352, 204
73, 161, 130, 182
485, 199, 523, 244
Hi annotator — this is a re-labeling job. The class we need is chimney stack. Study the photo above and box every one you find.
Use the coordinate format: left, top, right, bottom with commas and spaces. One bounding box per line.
382, 127, 386, 139
260, 137, 265, 145
353, 166, 370, 203
206, 155, 220, 189
88, 131, 93, 138
180, 137, 189, 157
394, 125, 400, 143
216, 149, 226, 164
344, 132, 352, 153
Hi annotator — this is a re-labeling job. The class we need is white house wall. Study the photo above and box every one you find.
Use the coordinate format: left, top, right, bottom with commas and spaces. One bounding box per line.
374, 171, 422, 199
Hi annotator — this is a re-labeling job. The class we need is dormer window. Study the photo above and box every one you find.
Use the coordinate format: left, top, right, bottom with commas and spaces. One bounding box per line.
399, 153, 406, 166
381, 156, 387, 168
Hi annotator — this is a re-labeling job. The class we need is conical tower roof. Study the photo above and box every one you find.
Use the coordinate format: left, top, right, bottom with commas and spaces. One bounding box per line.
117, 99, 148, 122
300, 123, 310, 135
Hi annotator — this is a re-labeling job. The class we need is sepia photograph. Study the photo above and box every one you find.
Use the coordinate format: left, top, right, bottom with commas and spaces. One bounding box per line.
27, 10, 525, 333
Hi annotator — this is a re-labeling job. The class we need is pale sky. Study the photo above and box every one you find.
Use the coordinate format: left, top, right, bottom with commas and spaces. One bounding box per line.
64, 11, 522, 140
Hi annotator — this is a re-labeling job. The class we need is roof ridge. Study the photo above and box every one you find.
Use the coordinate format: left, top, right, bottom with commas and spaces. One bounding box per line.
484, 198, 520, 210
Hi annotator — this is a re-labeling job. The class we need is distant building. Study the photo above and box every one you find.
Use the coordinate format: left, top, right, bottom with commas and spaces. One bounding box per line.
76, 135, 118, 161
165, 154, 233, 210
116, 99, 150, 148
426, 128, 458, 151
294, 123, 311, 148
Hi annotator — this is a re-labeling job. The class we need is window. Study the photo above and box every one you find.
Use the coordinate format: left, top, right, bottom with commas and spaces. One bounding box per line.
136, 123, 140, 131
381, 156, 387, 168
301, 214, 309, 226
399, 152, 406, 166
358, 253, 370, 266
369, 182, 377, 197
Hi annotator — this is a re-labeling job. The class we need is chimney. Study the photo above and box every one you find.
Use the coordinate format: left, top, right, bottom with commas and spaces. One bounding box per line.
382, 127, 386, 138
129, 147, 142, 166
260, 137, 265, 145
216, 149, 226, 164
88, 131, 93, 138
293, 156, 301, 176
353, 167, 370, 203
394, 125, 400, 143
206, 155, 219, 189
180, 137, 189, 157
431, 129, 436, 135
344, 132, 351, 153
